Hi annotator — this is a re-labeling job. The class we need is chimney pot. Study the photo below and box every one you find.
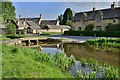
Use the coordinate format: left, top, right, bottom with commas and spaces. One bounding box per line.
24, 18, 26, 25
93, 7, 96, 11
111, 2, 115, 9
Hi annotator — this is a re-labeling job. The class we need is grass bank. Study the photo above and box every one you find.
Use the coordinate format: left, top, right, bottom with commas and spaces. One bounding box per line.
42, 32, 63, 35
1, 44, 119, 78
0, 35, 10, 40
86, 38, 120, 52
2, 44, 74, 78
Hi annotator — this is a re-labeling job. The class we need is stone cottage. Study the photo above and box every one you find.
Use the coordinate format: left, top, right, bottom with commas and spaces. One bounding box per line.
13, 14, 70, 34
73, 2, 120, 31
13, 18, 40, 34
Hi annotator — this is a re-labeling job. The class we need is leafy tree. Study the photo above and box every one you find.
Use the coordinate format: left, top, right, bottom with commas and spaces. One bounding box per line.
1, 0, 16, 23
105, 23, 120, 31
1, 0, 16, 35
6, 22, 16, 35
0, 1, 3, 23
57, 14, 63, 25
63, 8, 73, 26
85, 24, 94, 31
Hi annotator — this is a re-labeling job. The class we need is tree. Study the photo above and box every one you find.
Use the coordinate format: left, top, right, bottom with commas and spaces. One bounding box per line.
57, 14, 63, 25
1, 0, 16, 23
1, 0, 16, 35
62, 8, 73, 26
0, 1, 4, 23
6, 22, 16, 35
85, 24, 94, 31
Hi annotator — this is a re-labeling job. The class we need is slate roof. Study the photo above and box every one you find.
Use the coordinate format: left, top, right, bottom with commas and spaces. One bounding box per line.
40, 20, 57, 25
13, 20, 41, 29
47, 25, 71, 29
20, 18, 58, 26
20, 18, 40, 25
73, 7, 120, 21
26, 21, 41, 29
13, 20, 29, 28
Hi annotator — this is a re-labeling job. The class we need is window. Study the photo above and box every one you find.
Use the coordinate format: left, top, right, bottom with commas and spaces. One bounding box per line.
96, 26, 102, 31
96, 17, 102, 22
81, 13, 87, 22
113, 19, 116, 23
78, 27, 81, 30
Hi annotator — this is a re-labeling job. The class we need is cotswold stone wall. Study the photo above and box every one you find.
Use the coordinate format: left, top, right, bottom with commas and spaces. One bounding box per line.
37, 29, 69, 33
73, 18, 120, 31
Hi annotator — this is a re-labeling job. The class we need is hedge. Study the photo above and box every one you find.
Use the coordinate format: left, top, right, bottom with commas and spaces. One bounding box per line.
6, 34, 25, 39
64, 30, 120, 37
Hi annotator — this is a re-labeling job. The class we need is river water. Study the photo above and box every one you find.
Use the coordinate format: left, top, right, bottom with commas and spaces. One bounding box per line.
40, 42, 119, 67
22, 42, 119, 77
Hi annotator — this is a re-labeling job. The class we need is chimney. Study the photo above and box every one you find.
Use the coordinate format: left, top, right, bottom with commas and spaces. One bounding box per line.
111, 2, 115, 9
24, 18, 26, 25
39, 14, 42, 25
19, 15, 21, 20
17, 15, 21, 25
93, 7, 96, 11
17, 21, 19, 25
56, 20, 60, 25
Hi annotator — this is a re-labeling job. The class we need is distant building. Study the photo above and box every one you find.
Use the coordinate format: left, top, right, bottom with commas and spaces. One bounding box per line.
73, 2, 120, 31
13, 14, 70, 34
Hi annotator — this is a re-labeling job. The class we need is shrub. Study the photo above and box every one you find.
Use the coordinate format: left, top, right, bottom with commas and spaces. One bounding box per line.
85, 24, 94, 31
6, 34, 25, 39
105, 24, 120, 31
64, 30, 120, 37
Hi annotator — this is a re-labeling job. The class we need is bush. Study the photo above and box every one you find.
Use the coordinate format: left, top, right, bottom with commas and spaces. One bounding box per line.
85, 24, 94, 31
64, 30, 120, 37
6, 34, 25, 39
105, 24, 120, 31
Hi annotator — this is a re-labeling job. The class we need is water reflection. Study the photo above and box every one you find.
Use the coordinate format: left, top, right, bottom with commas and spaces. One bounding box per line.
24, 42, 119, 67
63, 43, 119, 67
42, 47, 63, 56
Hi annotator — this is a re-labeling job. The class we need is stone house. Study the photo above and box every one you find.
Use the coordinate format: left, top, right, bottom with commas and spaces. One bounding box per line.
13, 19, 40, 34
73, 2, 120, 31
37, 25, 71, 33
13, 14, 70, 34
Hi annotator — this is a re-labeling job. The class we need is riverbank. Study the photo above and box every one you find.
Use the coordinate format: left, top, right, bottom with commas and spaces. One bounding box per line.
1, 44, 119, 78
1, 44, 73, 78
86, 38, 120, 52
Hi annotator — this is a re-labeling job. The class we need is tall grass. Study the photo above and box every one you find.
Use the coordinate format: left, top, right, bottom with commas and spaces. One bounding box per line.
77, 58, 119, 78
2, 44, 73, 78
87, 38, 120, 48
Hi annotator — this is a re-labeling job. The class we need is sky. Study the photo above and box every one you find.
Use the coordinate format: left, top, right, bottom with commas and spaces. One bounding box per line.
10, 1, 120, 20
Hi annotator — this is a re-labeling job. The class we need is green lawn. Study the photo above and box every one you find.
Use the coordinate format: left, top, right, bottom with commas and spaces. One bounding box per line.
1, 44, 70, 78
0, 35, 10, 40
42, 32, 63, 35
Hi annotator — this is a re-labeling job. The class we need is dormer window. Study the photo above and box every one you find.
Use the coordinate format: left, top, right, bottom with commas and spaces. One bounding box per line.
96, 11, 103, 22
81, 13, 87, 22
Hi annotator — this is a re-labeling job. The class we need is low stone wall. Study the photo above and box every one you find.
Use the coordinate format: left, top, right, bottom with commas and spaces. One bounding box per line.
1, 39, 22, 46
37, 29, 69, 33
